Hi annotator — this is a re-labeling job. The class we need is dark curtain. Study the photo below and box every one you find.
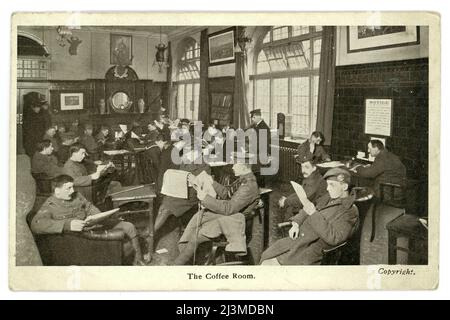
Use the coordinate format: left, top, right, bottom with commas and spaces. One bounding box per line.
198, 29, 210, 125
315, 26, 336, 145
233, 26, 251, 129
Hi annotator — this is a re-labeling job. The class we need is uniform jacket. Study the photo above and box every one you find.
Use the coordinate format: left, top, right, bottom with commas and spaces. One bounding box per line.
31, 192, 100, 234
31, 152, 64, 178
63, 159, 92, 186
79, 134, 99, 154
261, 193, 359, 265
179, 172, 260, 253
355, 149, 406, 197
284, 169, 328, 215
297, 140, 330, 163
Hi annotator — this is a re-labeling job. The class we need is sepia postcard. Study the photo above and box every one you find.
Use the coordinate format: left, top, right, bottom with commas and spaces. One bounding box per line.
9, 11, 440, 291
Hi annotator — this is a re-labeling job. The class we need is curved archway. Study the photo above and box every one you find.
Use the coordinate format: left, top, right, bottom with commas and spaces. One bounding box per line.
17, 31, 50, 56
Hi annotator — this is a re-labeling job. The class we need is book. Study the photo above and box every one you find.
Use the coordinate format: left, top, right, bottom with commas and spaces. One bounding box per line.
84, 208, 120, 227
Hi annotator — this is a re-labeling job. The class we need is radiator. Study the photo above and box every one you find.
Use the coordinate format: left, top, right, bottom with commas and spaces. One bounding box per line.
278, 146, 301, 182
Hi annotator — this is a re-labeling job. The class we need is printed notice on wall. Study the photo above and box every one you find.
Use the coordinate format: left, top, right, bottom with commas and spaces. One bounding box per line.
365, 98, 392, 137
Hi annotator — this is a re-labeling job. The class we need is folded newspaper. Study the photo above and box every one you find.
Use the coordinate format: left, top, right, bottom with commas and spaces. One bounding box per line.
290, 181, 313, 207
84, 208, 120, 227
161, 169, 189, 198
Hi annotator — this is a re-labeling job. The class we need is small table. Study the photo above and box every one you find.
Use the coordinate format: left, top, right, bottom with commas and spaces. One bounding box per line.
386, 214, 428, 265
259, 188, 272, 250
109, 184, 157, 255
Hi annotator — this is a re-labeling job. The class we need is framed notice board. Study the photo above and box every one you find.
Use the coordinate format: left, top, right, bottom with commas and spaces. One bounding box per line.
210, 92, 233, 126
364, 98, 393, 137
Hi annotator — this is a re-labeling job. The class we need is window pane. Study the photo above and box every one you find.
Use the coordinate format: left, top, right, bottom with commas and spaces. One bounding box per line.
185, 83, 193, 119
257, 51, 270, 74
286, 42, 309, 70
273, 26, 289, 41
315, 26, 323, 32
17, 69, 23, 78
272, 78, 289, 128
263, 32, 271, 44
193, 83, 200, 120
313, 39, 322, 69
291, 77, 310, 136
312, 75, 319, 132
248, 79, 254, 110
292, 26, 310, 37
255, 79, 271, 126
177, 84, 185, 119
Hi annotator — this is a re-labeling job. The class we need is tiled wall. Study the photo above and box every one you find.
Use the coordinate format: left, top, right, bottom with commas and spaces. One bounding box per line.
330, 58, 429, 214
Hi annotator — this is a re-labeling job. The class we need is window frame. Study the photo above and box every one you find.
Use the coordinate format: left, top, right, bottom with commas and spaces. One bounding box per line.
250, 26, 322, 138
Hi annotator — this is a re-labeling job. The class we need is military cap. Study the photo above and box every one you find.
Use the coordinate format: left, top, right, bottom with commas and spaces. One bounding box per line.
179, 118, 190, 126
250, 109, 261, 117
323, 167, 351, 184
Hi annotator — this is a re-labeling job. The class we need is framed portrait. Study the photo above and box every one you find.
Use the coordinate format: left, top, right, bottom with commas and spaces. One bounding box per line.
364, 98, 393, 137
347, 26, 420, 53
208, 27, 236, 66
110, 34, 133, 65
60, 93, 83, 111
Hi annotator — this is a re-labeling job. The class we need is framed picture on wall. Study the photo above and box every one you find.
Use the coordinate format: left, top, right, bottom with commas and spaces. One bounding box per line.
347, 26, 420, 53
208, 27, 236, 66
110, 34, 133, 65
60, 93, 83, 111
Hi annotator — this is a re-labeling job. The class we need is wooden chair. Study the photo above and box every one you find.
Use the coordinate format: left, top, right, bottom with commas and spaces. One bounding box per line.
370, 179, 419, 242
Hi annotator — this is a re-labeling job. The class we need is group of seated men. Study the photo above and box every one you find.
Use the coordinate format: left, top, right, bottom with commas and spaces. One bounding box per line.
28, 108, 407, 266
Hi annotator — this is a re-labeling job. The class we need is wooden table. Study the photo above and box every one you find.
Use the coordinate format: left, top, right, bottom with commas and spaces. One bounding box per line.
386, 214, 428, 265
109, 184, 157, 255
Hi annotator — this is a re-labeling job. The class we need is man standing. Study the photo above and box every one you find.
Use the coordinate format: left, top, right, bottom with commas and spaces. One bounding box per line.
352, 139, 406, 198
30, 175, 144, 265
31, 140, 64, 179
260, 168, 358, 265
248, 109, 271, 186
173, 160, 259, 265
274, 155, 328, 237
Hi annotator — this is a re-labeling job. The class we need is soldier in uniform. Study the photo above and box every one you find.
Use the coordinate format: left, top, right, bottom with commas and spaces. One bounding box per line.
260, 168, 359, 265
296, 131, 331, 164
248, 109, 271, 187
42, 125, 60, 154
31, 140, 64, 179
173, 156, 260, 265
274, 155, 328, 239
30, 174, 145, 265
63, 143, 103, 187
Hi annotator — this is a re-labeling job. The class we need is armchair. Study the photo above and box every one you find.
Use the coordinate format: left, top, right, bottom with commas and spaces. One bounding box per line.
26, 210, 134, 266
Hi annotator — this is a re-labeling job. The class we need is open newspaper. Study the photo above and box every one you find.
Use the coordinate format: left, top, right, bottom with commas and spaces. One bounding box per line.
84, 208, 120, 227
290, 181, 313, 208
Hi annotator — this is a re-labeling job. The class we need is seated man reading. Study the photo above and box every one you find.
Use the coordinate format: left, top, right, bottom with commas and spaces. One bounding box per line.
31, 140, 64, 179
154, 149, 211, 235
173, 160, 259, 265
260, 168, 358, 265
30, 174, 144, 265
276, 155, 328, 223
296, 131, 331, 164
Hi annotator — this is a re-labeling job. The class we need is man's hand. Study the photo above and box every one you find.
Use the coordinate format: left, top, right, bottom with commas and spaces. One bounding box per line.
90, 171, 100, 180
278, 196, 287, 208
70, 219, 86, 232
187, 173, 197, 186
288, 222, 300, 239
303, 201, 317, 216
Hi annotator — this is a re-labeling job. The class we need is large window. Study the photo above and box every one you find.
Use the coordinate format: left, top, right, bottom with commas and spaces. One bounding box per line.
176, 38, 200, 120
251, 26, 322, 137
